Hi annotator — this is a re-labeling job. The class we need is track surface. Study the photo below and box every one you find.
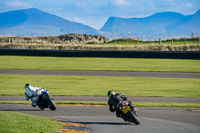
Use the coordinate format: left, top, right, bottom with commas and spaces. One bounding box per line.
0, 69, 200, 78
0, 104, 200, 133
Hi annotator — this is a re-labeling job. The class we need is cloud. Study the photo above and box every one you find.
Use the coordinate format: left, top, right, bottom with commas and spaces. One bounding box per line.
76, 2, 89, 9
75, 2, 93, 14
111, 0, 131, 6
182, 2, 193, 8
5, 0, 32, 10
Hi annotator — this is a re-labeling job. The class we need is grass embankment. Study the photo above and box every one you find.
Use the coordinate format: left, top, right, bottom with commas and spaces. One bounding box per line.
1, 101, 200, 108
1, 43, 199, 51
0, 56, 200, 72
106, 37, 200, 45
0, 111, 62, 133
0, 74, 199, 97
54, 101, 200, 108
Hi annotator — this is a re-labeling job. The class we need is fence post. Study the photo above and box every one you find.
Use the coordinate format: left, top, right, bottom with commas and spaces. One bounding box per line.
9, 37, 11, 44
159, 38, 161, 45
171, 38, 173, 45
184, 38, 186, 46
82, 34, 84, 44
137, 36, 139, 45
149, 39, 151, 45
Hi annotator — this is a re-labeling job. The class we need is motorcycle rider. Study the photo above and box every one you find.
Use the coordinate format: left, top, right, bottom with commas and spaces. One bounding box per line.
24, 83, 43, 107
107, 90, 134, 118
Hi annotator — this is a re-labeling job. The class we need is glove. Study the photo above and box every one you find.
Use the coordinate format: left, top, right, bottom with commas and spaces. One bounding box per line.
25, 93, 30, 100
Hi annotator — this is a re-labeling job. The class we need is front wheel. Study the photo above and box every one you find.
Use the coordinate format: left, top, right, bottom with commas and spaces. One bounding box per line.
47, 97, 56, 111
49, 100, 56, 111
127, 111, 140, 125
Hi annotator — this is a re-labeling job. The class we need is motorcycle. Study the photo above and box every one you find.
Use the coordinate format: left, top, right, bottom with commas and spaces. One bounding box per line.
36, 89, 56, 111
118, 101, 140, 125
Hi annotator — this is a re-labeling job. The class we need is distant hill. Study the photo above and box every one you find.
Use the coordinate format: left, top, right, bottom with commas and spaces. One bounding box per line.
0, 8, 199, 39
0, 8, 99, 36
100, 10, 200, 39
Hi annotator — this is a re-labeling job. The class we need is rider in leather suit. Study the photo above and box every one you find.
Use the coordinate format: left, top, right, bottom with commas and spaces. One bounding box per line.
24, 83, 43, 107
107, 90, 134, 118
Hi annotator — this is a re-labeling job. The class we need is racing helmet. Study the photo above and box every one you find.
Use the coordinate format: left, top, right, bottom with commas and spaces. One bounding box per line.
25, 83, 31, 89
107, 90, 115, 98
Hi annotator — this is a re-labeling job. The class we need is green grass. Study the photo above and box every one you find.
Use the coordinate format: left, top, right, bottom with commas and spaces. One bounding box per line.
55, 101, 200, 108
0, 74, 199, 97
106, 38, 199, 45
1, 101, 200, 108
134, 102, 200, 108
56, 101, 200, 108
106, 40, 140, 45
0, 111, 62, 133
0, 101, 31, 104
0, 56, 200, 72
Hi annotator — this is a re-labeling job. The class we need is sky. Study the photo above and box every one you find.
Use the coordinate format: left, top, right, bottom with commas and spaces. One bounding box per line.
0, 0, 200, 29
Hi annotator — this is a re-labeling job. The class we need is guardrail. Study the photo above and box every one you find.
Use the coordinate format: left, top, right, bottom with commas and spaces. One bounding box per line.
0, 49, 199, 59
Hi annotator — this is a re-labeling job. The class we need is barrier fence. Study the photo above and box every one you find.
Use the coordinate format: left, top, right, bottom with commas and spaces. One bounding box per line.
0, 49, 199, 59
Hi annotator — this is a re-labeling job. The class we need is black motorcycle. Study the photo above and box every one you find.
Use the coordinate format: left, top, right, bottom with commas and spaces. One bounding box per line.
118, 101, 140, 125
36, 89, 56, 111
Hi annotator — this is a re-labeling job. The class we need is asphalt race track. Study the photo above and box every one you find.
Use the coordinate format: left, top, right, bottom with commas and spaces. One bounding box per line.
0, 69, 200, 78
0, 104, 200, 133
0, 70, 200, 132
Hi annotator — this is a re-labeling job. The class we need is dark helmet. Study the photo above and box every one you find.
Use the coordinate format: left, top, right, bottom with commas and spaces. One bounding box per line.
25, 83, 31, 89
107, 90, 115, 98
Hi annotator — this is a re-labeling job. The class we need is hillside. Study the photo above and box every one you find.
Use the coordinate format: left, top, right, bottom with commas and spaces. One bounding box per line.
0, 8, 99, 36
100, 10, 200, 39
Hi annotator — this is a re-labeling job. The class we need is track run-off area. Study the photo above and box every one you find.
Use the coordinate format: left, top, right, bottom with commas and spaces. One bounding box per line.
0, 69, 200, 79
0, 70, 200, 133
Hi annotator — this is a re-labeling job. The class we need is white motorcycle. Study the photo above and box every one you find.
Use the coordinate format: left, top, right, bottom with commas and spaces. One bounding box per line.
36, 89, 56, 111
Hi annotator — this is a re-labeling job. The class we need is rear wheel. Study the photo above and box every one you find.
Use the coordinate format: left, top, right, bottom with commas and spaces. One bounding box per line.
38, 105, 44, 110
127, 111, 140, 125
37, 99, 44, 110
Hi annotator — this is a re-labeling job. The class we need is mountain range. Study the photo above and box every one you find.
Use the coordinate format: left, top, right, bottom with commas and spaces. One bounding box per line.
0, 8, 99, 36
0, 8, 199, 39
101, 10, 200, 39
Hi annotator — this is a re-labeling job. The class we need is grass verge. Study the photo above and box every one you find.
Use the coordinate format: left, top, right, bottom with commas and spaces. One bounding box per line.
0, 111, 63, 133
56, 101, 200, 108
1, 101, 200, 108
106, 37, 200, 46
0, 74, 199, 97
0, 56, 200, 72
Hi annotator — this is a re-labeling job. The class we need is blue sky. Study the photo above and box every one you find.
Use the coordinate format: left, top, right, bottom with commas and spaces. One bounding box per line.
0, 0, 200, 29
